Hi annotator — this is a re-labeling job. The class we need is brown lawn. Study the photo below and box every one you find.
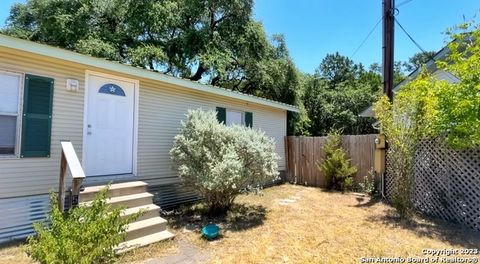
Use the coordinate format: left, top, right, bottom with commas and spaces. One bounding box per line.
1, 184, 479, 264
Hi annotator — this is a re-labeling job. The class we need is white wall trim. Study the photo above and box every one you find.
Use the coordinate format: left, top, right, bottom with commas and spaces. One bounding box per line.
82, 70, 139, 177
0, 70, 24, 159
0, 34, 299, 112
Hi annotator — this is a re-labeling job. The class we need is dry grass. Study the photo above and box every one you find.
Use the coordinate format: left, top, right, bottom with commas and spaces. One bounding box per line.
166, 184, 480, 264
1, 184, 479, 264
0, 242, 33, 264
117, 238, 178, 263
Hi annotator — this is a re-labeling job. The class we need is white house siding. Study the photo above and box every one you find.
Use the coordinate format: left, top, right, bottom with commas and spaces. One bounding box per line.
0, 47, 287, 201
0, 49, 85, 199
136, 78, 287, 187
0, 47, 288, 242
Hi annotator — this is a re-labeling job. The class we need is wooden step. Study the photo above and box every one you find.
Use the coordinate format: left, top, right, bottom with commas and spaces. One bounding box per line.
125, 216, 168, 241
121, 204, 160, 222
80, 192, 154, 209
116, 230, 175, 254
80, 181, 147, 202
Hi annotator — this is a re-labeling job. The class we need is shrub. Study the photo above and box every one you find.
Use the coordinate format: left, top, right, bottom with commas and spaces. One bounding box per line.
317, 131, 357, 191
170, 109, 279, 214
357, 168, 376, 196
26, 186, 141, 264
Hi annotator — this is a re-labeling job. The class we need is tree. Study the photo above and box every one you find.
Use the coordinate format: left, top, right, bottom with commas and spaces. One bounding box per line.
3, 0, 302, 110
317, 131, 357, 191
302, 53, 379, 136
403, 51, 436, 72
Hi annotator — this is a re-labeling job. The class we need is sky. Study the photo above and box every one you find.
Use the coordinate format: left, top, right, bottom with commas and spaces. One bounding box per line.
0, 0, 479, 74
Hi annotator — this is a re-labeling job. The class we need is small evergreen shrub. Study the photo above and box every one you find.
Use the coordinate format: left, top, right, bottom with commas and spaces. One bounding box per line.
170, 109, 280, 214
317, 131, 357, 192
26, 186, 141, 264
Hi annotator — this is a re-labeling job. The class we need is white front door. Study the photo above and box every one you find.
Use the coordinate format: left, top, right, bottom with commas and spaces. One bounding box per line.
84, 74, 136, 176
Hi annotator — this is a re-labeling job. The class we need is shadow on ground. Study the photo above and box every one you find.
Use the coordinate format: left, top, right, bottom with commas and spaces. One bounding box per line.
367, 208, 480, 248
166, 203, 267, 234
351, 196, 382, 208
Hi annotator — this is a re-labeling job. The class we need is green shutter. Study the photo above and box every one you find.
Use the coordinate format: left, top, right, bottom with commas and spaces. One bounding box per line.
216, 107, 226, 124
245, 112, 253, 128
21, 74, 54, 158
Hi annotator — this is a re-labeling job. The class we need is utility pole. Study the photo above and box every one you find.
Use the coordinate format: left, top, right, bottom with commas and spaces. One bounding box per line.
382, 0, 395, 101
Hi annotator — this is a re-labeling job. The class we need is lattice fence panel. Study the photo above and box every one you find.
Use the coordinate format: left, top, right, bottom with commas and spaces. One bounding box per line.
385, 137, 480, 231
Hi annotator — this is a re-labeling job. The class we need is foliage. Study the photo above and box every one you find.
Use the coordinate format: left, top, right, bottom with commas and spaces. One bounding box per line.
357, 168, 376, 196
26, 187, 142, 264
373, 22, 480, 217
170, 109, 279, 214
317, 131, 357, 191
433, 22, 480, 149
302, 53, 380, 136
3, 0, 301, 109
4, 0, 309, 134
403, 51, 436, 72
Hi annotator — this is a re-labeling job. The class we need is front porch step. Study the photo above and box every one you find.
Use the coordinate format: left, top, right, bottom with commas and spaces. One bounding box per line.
122, 204, 160, 222
80, 181, 147, 202
116, 230, 175, 254
125, 217, 168, 241
78, 181, 174, 253
80, 192, 154, 209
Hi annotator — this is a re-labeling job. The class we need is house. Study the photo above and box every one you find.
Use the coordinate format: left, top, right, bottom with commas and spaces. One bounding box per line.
0, 34, 299, 243
359, 44, 460, 118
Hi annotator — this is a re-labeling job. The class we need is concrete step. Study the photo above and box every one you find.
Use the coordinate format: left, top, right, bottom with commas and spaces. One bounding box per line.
80, 181, 147, 202
122, 204, 160, 222
125, 216, 168, 241
80, 192, 154, 209
116, 230, 175, 254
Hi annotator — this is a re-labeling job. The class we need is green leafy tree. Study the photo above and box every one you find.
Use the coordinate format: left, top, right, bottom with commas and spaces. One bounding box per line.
3, 0, 306, 133
26, 187, 142, 264
317, 131, 357, 191
373, 22, 480, 217
403, 51, 436, 72
302, 53, 379, 136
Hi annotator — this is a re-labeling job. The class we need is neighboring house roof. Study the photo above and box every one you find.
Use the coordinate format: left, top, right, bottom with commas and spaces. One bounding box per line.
358, 44, 460, 118
0, 34, 299, 113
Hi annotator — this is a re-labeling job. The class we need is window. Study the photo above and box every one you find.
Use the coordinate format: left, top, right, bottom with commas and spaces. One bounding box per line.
0, 72, 22, 156
216, 107, 253, 128
226, 110, 244, 126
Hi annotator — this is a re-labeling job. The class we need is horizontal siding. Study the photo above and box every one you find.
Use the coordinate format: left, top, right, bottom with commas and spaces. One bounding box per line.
136, 78, 286, 187
0, 47, 287, 199
0, 194, 49, 243
0, 50, 85, 199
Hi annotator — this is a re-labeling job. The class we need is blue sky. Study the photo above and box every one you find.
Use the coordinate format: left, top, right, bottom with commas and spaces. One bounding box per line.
0, 0, 479, 73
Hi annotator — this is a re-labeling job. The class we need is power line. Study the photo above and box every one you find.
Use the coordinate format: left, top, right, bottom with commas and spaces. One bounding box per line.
396, 0, 414, 8
394, 17, 429, 54
350, 16, 383, 59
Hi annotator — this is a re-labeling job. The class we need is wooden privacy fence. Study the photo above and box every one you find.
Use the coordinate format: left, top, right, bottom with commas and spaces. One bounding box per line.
285, 134, 377, 187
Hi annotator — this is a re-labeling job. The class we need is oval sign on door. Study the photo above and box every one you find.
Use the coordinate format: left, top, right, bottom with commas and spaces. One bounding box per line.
98, 83, 126, 96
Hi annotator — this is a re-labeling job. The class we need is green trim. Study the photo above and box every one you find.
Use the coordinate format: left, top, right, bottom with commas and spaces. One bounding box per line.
245, 112, 253, 128
0, 34, 299, 112
216, 107, 226, 124
21, 74, 54, 158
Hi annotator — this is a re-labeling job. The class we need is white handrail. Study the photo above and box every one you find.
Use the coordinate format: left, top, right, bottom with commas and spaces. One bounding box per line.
58, 141, 86, 211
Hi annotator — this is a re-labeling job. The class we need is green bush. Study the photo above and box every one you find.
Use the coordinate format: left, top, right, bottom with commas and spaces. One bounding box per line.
26, 186, 141, 264
357, 168, 376, 196
170, 109, 280, 214
317, 131, 357, 191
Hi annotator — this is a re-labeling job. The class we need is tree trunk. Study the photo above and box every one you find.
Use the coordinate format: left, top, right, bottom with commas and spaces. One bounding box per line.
189, 63, 206, 81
